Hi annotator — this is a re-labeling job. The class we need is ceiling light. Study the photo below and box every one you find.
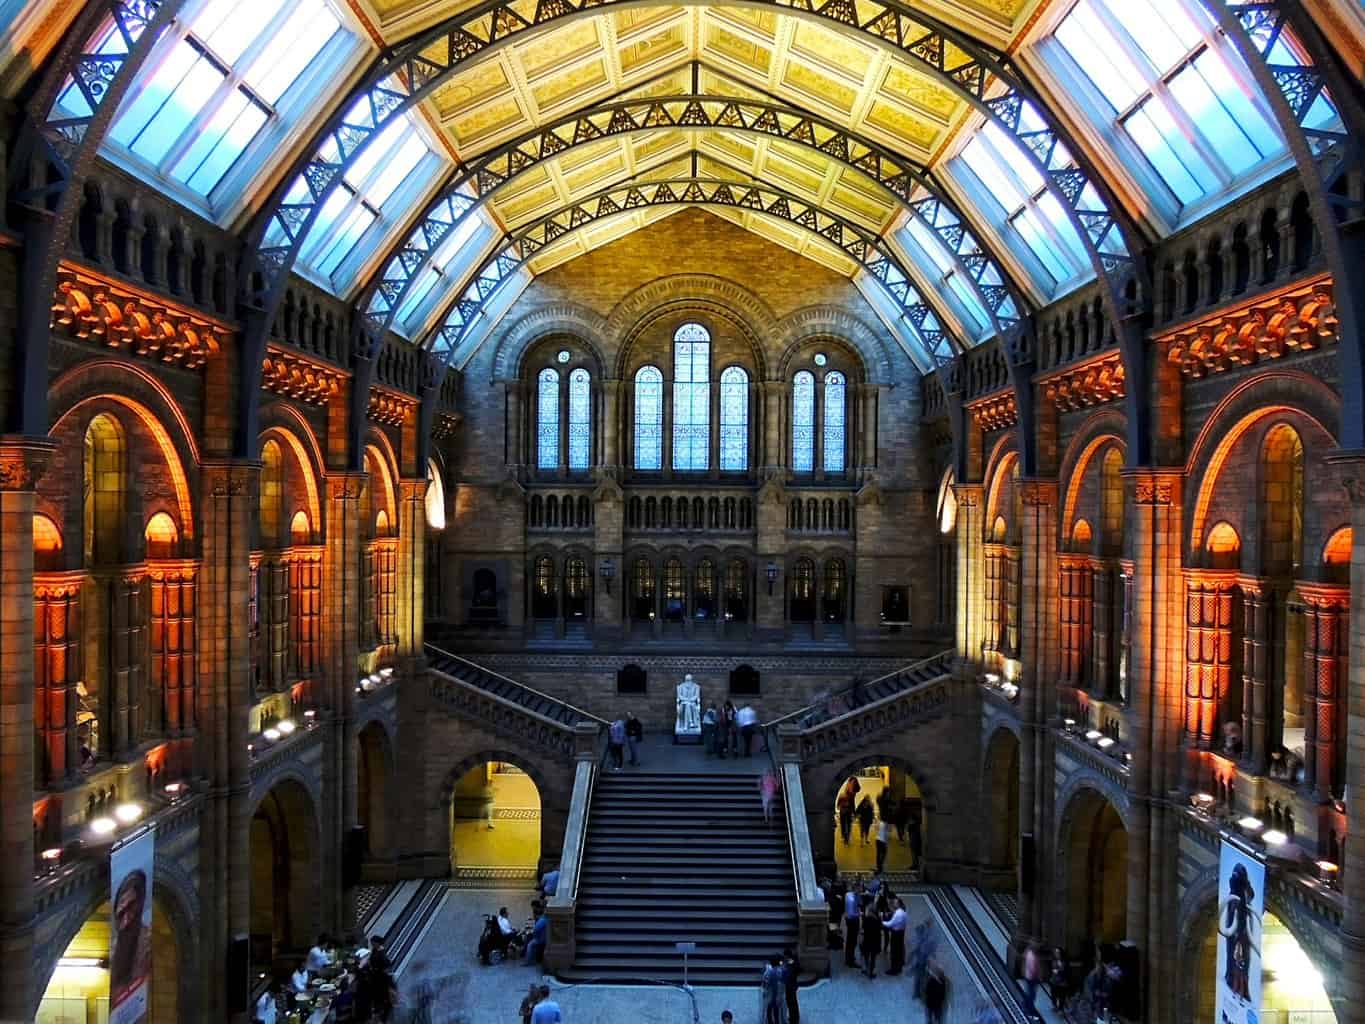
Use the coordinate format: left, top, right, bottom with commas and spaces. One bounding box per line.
89, 817, 116, 837
113, 803, 142, 824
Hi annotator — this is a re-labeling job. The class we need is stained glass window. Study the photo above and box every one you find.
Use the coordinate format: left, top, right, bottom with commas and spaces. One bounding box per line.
792, 371, 815, 473
100, 0, 347, 201
823, 372, 846, 474
634, 366, 664, 471
568, 368, 591, 471
1053, 0, 1295, 209
672, 323, 711, 471
719, 366, 749, 472
537, 368, 559, 470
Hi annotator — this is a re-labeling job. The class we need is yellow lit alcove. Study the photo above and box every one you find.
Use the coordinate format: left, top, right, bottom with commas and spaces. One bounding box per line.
450, 761, 542, 882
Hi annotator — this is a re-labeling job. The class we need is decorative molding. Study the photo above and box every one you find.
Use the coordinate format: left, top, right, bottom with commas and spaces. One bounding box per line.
1161, 273, 1336, 379
968, 391, 1017, 431
0, 437, 56, 490
1041, 351, 1125, 411
51, 263, 225, 370
432, 411, 462, 441
368, 385, 418, 427
261, 344, 346, 405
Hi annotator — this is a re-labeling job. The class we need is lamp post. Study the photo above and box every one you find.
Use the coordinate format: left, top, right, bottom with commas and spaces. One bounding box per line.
766, 561, 779, 596
599, 558, 615, 595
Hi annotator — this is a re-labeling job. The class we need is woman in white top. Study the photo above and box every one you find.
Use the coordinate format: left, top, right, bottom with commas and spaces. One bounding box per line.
290, 963, 310, 993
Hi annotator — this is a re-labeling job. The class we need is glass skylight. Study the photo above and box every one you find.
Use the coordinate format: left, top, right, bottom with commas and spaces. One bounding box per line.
899, 217, 991, 340
99, 0, 346, 201
1052, 0, 1290, 208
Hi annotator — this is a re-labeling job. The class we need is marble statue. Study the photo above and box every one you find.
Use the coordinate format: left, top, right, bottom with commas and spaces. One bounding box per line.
675, 674, 702, 741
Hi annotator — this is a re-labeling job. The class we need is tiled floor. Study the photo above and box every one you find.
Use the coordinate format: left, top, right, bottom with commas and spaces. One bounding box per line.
397, 886, 1025, 1023
451, 771, 541, 880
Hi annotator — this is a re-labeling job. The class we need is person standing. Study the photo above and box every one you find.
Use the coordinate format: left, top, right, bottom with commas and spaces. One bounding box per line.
1020, 942, 1042, 1018
856, 794, 875, 845
875, 817, 890, 872
860, 903, 883, 978
721, 701, 738, 757
843, 883, 862, 968
625, 711, 643, 766
737, 704, 758, 756
759, 767, 780, 826
530, 985, 562, 1023
885, 897, 908, 975
924, 960, 949, 1024
837, 778, 859, 845
760, 955, 788, 1024
254, 983, 279, 1024
702, 703, 718, 755
519, 983, 542, 1024
608, 716, 626, 770
782, 947, 802, 1024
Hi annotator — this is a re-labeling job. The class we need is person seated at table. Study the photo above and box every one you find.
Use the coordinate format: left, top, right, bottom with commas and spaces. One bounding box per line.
306, 933, 333, 973
538, 867, 560, 900
290, 961, 310, 993
254, 983, 280, 1024
366, 935, 391, 974
522, 907, 549, 965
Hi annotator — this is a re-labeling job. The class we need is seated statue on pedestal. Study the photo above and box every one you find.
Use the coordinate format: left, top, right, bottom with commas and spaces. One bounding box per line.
675, 674, 702, 743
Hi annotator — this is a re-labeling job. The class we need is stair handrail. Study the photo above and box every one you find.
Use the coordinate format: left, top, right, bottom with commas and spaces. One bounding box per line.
766, 724, 832, 977
423, 643, 609, 725
545, 722, 603, 973
761, 649, 954, 732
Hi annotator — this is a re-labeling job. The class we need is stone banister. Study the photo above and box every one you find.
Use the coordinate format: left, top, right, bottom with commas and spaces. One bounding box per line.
545, 724, 602, 971
771, 724, 830, 976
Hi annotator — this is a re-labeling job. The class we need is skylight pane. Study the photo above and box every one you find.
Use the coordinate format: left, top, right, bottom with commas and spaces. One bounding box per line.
1189, 52, 1279, 160
1123, 105, 1205, 204
960, 138, 1024, 211
1012, 208, 1070, 284
108, 41, 200, 149
315, 205, 376, 278
1055, 2, 1146, 110
169, 87, 250, 186
1167, 63, 1262, 173
131, 56, 223, 163
246, 0, 338, 104
1122, 0, 1202, 68
367, 133, 429, 207
196, 0, 267, 64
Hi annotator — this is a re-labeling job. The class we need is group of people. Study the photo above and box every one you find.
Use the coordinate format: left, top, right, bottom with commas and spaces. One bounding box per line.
701, 701, 761, 757
606, 712, 644, 769
820, 874, 948, 1019
1020, 941, 1127, 1022
518, 983, 563, 1023
757, 948, 803, 1024
254, 934, 396, 1024
835, 775, 922, 872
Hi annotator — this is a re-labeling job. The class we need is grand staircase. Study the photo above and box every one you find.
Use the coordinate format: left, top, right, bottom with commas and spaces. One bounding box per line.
563, 769, 800, 984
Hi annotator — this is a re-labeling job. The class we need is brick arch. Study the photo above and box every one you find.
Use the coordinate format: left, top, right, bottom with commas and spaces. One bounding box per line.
490, 302, 610, 382
1059, 409, 1127, 534
774, 305, 895, 385
1052, 777, 1131, 949
438, 748, 557, 810
1185, 370, 1339, 553
984, 442, 1020, 536
818, 753, 939, 812
258, 420, 323, 539
49, 361, 198, 539
607, 274, 779, 377
981, 724, 1021, 869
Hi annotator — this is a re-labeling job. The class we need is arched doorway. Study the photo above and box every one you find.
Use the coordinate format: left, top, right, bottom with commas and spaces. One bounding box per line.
450, 759, 542, 882
250, 780, 319, 972
983, 729, 1020, 878
357, 723, 394, 874
1060, 789, 1128, 953
831, 763, 924, 877
37, 896, 183, 1023
1191, 906, 1337, 1023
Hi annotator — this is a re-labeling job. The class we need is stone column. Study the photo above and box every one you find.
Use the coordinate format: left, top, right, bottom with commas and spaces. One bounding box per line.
1016, 479, 1058, 942
762, 380, 784, 474
504, 381, 524, 472
1327, 453, 1365, 1022
1182, 573, 1237, 761
952, 483, 985, 675
1299, 584, 1347, 802
1238, 580, 1271, 775
0, 438, 52, 1021
323, 472, 364, 932
1122, 468, 1184, 1019
859, 384, 878, 470
601, 379, 621, 472
197, 460, 257, 1022
1057, 557, 1089, 690
1092, 563, 1114, 699
34, 574, 81, 786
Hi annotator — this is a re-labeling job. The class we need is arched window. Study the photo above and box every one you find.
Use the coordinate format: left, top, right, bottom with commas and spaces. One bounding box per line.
695, 559, 716, 621
537, 368, 560, 470
1261, 424, 1303, 576
823, 371, 846, 473
529, 495, 543, 528
672, 323, 711, 471
792, 371, 815, 472
425, 458, 446, 530
719, 365, 749, 471
791, 558, 816, 622
546, 495, 559, 528
532, 556, 557, 619
144, 512, 179, 559
724, 559, 749, 622
258, 437, 283, 550
568, 368, 591, 471
663, 558, 686, 621
823, 559, 847, 622
564, 557, 589, 619
291, 510, 311, 544
577, 495, 591, 528
634, 365, 664, 470
1100, 447, 1124, 555
632, 558, 655, 621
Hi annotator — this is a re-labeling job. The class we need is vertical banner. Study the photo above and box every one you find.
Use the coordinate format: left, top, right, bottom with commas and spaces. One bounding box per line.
109, 826, 156, 1024
1215, 839, 1265, 1024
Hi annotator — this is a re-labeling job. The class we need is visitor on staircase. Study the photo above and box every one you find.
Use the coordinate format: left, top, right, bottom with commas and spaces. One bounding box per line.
782, 947, 802, 1024
856, 794, 875, 844
737, 704, 759, 756
760, 767, 781, 826
625, 712, 643, 766
702, 703, 718, 755
720, 701, 738, 758
607, 717, 626, 770
837, 777, 859, 844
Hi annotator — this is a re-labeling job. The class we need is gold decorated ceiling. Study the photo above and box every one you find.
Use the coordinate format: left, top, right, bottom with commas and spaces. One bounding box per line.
350, 0, 1043, 274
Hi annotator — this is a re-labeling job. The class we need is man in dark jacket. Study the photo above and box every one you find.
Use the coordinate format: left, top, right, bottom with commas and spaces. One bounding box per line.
782, 947, 802, 1024
625, 712, 643, 766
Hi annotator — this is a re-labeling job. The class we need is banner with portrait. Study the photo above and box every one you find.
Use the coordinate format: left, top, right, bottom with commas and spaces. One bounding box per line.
1215, 839, 1265, 1024
109, 826, 155, 1024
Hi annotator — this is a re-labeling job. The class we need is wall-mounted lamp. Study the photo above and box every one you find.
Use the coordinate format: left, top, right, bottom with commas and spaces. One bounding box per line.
766, 561, 779, 596
599, 558, 615, 595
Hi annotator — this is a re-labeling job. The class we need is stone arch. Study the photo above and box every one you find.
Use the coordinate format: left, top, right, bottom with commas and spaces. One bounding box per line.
364, 440, 399, 537
257, 423, 322, 542
439, 748, 557, 813
774, 305, 895, 384
441, 748, 556, 875
1185, 370, 1339, 553
984, 442, 1020, 540
607, 274, 779, 377
33, 858, 201, 1023
249, 777, 321, 968
49, 377, 197, 543
1059, 408, 1128, 543
358, 719, 397, 871
489, 302, 611, 382
1054, 782, 1131, 953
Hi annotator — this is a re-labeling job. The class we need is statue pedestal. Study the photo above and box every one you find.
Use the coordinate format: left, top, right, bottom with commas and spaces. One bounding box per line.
673, 724, 702, 745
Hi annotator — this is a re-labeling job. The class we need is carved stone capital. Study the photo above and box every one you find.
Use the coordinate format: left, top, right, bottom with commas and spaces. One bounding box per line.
1124, 469, 1182, 507
202, 460, 258, 499
952, 483, 984, 508
328, 473, 366, 500
399, 477, 428, 503
0, 436, 56, 490
1018, 478, 1059, 507
1326, 450, 1365, 504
